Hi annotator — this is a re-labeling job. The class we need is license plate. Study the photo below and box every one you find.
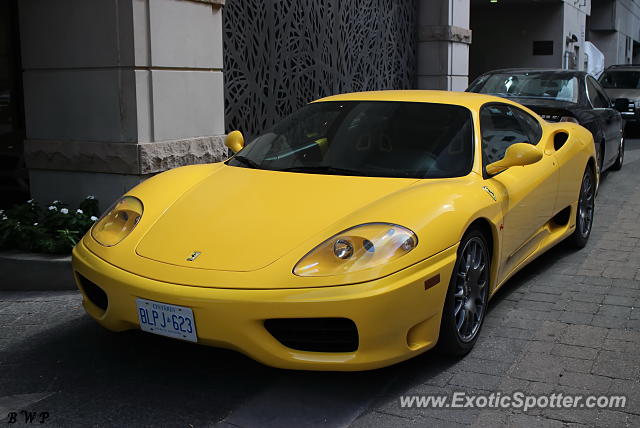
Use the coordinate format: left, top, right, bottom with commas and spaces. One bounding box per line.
136, 298, 197, 342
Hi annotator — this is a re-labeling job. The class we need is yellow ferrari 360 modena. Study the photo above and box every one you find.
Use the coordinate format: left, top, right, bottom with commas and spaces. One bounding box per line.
72, 91, 597, 371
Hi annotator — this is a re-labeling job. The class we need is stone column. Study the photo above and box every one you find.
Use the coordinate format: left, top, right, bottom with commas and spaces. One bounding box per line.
416, 0, 471, 91
19, 0, 227, 208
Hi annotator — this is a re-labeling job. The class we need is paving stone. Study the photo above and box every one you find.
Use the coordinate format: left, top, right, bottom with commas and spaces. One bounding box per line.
607, 329, 640, 343
506, 413, 567, 428
597, 304, 632, 319
552, 343, 598, 360
351, 411, 423, 428
582, 277, 613, 287
603, 295, 634, 306
532, 320, 570, 342
523, 293, 562, 303
590, 315, 624, 329
592, 351, 639, 380
558, 372, 612, 393
594, 409, 633, 427
449, 371, 502, 391
560, 325, 609, 348
609, 379, 640, 416
559, 311, 595, 325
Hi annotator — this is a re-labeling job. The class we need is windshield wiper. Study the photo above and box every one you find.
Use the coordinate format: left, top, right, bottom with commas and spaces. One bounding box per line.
278, 165, 366, 176
231, 155, 260, 169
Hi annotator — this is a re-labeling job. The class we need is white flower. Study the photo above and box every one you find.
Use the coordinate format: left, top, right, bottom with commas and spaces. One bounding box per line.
27, 199, 34, 204
33, 222, 38, 226
60, 208, 69, 214
48, 206, 57, 211
86, 195, 95, 200
90, 216, 98, 221
76, 209, 84, 214
52, 200, 61, 204
1, 216, 7, 221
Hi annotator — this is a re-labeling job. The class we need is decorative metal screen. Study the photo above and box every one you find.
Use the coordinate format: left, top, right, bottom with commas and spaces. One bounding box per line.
223, 0, 416, 138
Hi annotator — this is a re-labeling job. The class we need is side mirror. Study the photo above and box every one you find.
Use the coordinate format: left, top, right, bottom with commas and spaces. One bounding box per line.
225, 130, 244, 153
486, 143, 543, 175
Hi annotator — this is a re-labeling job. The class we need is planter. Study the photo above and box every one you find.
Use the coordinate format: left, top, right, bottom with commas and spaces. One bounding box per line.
0, 251, 76, 291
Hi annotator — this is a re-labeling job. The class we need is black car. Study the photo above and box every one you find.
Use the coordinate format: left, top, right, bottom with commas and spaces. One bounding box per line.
599, 64, 640, 123
467, 69, 625, 173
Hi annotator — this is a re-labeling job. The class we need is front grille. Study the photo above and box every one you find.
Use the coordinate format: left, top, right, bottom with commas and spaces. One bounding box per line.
77, 274, 108, 311
264, 318, 359, 352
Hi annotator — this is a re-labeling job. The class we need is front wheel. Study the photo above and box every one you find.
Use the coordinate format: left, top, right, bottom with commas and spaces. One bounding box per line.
437, 228, 490, 356
611, 138, 624, 171
568, 167, 595, 248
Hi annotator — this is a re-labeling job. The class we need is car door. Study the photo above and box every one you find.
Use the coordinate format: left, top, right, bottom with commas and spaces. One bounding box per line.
480, 103, 558, 281
587, 76, 622, 168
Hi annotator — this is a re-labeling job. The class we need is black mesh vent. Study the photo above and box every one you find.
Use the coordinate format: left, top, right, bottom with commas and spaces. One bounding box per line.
264, 318, 358, 352
77, 274, 108, 311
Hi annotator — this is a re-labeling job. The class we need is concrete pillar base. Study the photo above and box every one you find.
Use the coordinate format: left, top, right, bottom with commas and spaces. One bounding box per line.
28, 170, 147, 209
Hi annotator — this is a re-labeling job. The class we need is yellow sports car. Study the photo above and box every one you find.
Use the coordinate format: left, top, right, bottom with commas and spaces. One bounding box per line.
72, 91, 597, 370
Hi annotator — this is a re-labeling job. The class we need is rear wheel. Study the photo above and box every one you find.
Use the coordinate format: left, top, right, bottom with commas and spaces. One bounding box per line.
438, 228, 490, 356
611, 138, 624, 171
568, 167, 595, 249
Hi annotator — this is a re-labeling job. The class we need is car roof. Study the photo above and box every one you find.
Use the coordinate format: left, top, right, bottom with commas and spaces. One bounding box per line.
479, 68, 587, 78
603, 65, 640, 71
314, 90, 515, 110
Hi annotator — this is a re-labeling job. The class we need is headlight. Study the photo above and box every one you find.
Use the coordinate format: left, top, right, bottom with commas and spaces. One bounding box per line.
293, 223, 418, 277
91, 196, 143, 246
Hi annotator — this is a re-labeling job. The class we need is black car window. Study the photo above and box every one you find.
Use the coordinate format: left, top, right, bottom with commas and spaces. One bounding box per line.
592, 78, 611, 107
600, 70, 640, 89
587, 77, 609, 108
480, 104, 535, 165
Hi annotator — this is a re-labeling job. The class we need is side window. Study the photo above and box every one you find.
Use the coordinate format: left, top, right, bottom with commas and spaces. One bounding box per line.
511, 107, 543, 144
587, 77, 609, 108
480, 104, 534, 165
593, 79, 611, 107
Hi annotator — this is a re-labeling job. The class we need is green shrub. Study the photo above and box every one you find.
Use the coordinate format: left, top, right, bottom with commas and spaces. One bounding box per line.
0, 196, 101, 254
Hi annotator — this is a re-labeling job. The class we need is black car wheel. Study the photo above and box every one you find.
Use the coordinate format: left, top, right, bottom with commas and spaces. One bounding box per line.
611, 138, 624, 171
438, 228, 490, 356
568, 167, 595, 249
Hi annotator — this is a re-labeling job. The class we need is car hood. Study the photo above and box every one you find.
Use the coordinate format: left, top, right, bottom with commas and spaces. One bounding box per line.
506, 97, 578, 111
135, 165, 419, 272
603, 88, 640, 101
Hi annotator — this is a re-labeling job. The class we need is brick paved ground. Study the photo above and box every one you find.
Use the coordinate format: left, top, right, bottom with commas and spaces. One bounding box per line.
1, 140, 639, 428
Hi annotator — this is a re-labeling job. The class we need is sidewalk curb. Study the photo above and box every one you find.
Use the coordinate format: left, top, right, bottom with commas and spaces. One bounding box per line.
0, 251, 76, 291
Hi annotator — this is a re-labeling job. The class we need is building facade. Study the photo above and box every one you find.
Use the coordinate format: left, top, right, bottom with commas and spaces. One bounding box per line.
0, 0, 639, 210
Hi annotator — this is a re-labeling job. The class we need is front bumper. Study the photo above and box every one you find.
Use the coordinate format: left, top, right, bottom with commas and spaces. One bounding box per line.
71, 240, 457, 371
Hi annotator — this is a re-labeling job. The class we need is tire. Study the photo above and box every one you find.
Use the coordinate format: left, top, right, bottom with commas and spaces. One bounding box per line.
611, 138, 624, 171
568, 167, 595, 249
437, 228, 490, 357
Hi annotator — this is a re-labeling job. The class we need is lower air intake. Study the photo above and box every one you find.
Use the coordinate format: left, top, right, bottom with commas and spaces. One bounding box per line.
264, 317, 359, 352
77, 274, 108, 311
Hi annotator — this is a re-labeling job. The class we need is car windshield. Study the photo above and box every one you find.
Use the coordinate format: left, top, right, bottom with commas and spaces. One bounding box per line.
469, 72, 579, 103
599, 71, 640, 89
227, 101, 474, 179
